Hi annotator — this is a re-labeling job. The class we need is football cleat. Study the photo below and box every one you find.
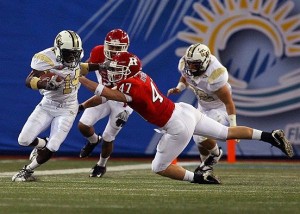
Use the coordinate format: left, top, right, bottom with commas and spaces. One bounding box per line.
192, 170, 221, 184
271, 130, 294, 158
194, 165, 213, 174
89, 164, 106, 177
195, 147, 223, 174
79, 136, 102, 158
204, 147, 223, 166
12, 165, 36, 182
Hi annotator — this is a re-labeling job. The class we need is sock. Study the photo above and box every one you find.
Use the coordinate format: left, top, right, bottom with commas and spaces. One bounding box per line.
200, 154, 208, 163
261, 131, 276, 146
88, 133, 99, 144
183, 170, 194, 182
97, 155, 109, 167
252, 129, 262, 140
36, 138, 47, 149
27, 158, 40, 171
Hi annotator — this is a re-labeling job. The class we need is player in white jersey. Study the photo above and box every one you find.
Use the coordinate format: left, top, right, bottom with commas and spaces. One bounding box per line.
168, 43, 237, 176
12, 30, 94, 182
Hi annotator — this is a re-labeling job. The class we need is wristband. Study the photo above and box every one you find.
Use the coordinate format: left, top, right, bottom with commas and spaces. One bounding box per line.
95, 84, 105, 96
176, 82, 186, 91
228, 114, 237, 127
30, 77, 40, 90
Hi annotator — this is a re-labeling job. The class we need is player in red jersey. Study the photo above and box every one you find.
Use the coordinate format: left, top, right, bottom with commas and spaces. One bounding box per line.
77, 29, 133, 177
80, 52, 294, 184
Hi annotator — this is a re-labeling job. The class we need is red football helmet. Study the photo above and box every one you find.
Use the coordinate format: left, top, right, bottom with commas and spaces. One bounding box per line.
107, 52, 142, 83
104, 29, 130, 59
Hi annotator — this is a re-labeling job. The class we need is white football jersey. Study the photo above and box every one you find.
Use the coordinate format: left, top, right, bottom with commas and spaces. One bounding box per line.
178, 55, 231, 110
31, 48, 81, 103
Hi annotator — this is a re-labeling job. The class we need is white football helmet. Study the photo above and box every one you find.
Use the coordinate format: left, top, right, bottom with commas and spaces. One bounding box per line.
54, 30, 83, 68
184, 43, 211, 77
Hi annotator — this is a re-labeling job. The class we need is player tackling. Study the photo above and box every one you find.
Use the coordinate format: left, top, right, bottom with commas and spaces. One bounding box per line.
79, 51, 294, 184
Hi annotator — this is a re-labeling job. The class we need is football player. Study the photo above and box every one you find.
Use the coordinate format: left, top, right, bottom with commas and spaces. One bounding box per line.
12, 30, 97, 182
79, 51, 294, 184
77, 29, 133, 178
167, 43, 237, 176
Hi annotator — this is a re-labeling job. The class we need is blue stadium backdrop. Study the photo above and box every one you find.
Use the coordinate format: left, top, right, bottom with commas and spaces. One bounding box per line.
1, 0, 299, 158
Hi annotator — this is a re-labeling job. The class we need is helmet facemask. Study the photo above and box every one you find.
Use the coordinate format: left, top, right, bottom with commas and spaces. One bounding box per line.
107, 52, 141, 83
60, 49, 82, 68
104, 41, 128, 60
107, 61, 130, 83
184, 58, 210, 77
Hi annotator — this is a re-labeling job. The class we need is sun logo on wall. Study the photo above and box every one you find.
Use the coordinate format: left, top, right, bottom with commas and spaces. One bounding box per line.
176, 0, 300, 116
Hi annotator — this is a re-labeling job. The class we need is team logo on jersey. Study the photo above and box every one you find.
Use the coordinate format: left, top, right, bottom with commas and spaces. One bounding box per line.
176, 0, 300, 117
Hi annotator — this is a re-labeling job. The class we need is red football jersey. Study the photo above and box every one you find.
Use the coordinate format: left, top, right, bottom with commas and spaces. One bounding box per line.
88, 45, 105, 63
116, 71, 175, 127
88, 45, 114, 88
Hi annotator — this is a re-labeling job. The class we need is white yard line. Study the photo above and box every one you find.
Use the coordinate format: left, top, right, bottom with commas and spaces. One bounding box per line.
0, 161, 199, 177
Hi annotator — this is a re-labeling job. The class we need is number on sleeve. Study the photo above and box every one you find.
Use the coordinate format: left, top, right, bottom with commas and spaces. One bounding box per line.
150, 82, 163, 103
119, 83, 132, 93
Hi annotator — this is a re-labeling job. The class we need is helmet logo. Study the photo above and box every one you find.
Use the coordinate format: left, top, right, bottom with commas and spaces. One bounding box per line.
128, 57, 138, 66
200, 48, 209, 58
55, 34, 63, 48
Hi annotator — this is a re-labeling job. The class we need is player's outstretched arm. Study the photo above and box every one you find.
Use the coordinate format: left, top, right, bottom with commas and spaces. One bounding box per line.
79, 76, 128, 103
167, 76, 187, 96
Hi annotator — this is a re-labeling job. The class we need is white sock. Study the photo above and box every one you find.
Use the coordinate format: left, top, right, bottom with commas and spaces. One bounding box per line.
27, 158, 40, 171
88, 133, 99, 144
97, 155, 109, 166
183, 170, 194, 181
252, 129, 262, 140
200, 154, 208, 162
36, 138, 46, 149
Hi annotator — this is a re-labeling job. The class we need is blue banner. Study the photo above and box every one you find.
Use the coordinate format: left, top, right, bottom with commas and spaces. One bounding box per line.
1, 0, 299, 158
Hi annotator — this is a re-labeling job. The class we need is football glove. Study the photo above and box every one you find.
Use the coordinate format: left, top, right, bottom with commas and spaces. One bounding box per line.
115, 110, 130, 127
45, 75, 64, 90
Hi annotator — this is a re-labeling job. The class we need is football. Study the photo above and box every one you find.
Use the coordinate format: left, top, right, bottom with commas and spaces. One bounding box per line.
40, 72, 54, 81
39, 72, 64, 90
40, 72, 63, 81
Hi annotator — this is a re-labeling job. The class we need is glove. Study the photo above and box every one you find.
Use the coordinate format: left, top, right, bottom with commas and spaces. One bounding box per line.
45, 75, 64, 90
115, 110, 130, 127
98, 61, 110, 71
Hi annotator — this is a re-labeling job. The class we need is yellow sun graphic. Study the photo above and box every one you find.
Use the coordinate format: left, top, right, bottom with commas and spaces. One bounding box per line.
176, 0, 300, 88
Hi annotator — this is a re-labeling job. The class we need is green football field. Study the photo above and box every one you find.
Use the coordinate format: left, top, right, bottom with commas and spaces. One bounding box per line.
0, 158, 299, 214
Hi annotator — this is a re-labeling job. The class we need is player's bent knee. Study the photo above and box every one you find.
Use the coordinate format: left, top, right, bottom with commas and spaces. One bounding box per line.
151, 159, 168, 173
18, 135, 33, 146
78, 121, 90, 131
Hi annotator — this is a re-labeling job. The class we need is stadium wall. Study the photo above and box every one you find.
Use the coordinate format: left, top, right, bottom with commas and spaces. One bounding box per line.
1, 0, 299, 158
